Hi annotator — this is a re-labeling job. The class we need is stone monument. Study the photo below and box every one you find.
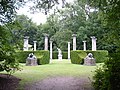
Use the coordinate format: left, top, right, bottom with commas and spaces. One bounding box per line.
57, 48, 62, 60
84, 53, 96, 66
26, 53, 38, 66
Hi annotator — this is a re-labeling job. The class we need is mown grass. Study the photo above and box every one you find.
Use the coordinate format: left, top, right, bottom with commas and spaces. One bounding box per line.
1, 59, 101, 89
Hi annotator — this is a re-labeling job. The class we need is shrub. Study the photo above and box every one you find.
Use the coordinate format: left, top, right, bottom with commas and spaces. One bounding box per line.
92, 53, 120, 90
70, 50, 87, 64
16, 50, 50, 65
52, 51, 68, 59
37, 50, 50, 65
52, 51, 58, 59
85, 50, 108, 63
70, 50, 108, 64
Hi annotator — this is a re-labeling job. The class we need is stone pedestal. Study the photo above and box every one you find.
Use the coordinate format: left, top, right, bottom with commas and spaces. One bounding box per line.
58, 54, 62, 60
68, 42, 70, 60
91, 36, 97, 51
44, 34, 49, 50
33, 41, 37, 51
83, 41, 86, 51
26, 53, 38, 66
23, 36, 29, 51
84, 53, 96, 66
72, 34, 77, 51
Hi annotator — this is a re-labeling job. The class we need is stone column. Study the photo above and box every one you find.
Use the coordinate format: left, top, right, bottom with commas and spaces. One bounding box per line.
68, 42, 70, 60
72, 34, 77, 51
91, 36, 97, 51
44, 34, 49, 50
50, 40, 53, 60
83, 41, 86, 51
23, 36, 29, 51
33, 41, 37, 51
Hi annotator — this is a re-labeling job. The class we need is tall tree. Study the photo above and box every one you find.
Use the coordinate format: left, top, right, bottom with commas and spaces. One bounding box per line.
88, 0, 120, 89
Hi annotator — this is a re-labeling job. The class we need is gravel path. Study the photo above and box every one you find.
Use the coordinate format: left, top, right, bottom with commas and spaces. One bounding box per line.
25, 76, 94, 90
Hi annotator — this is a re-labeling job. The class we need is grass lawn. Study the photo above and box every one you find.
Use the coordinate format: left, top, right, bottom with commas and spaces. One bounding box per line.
1, 59, 101, 89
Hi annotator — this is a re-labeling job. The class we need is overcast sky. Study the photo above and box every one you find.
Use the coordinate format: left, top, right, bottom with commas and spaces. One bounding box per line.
17, 0, 74, 25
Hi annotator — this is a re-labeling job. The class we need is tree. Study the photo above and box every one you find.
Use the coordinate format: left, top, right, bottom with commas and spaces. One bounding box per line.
88, 0, 120, 89
0, 0, 25, 73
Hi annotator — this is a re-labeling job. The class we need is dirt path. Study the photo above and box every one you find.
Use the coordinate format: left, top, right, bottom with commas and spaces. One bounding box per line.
25, 76, 94, 90
0, 74, 21, 90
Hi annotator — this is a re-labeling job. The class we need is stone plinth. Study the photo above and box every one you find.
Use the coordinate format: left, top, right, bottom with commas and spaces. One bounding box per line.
26, 53, 38, 66
84, 53, 96, 66
58, 54, 62, 60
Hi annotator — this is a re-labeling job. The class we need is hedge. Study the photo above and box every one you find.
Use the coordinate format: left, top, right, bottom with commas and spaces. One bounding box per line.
52, 51, 68, 59
15, 50, 50, 65
71, 50, 108, 64
71, 50, 87, 64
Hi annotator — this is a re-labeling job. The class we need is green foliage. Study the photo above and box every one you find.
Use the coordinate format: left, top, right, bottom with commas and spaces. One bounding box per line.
92, 65, 110, 90
70, 50, 108, 64
71, 50, 87, 64
52, 30, 72, 51
92, 53, 120, 90
85, 50, 109, 63
52, 51, 68, 59
106, 53, 120, 89
16, 50, 50, 65
0, 0, 24, 24
37, 50, 50, 65
0, 26, 20, 74
52, 51, 58, 59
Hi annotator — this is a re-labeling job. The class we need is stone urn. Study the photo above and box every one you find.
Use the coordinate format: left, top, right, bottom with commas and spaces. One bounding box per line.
84, 53, 96, 66
26, 53, 38, 66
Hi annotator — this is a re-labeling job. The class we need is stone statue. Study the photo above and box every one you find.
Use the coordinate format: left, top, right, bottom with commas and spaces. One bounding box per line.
26, 53, 38, 66
57, 48, 62, 60
84, 53, 96, 66
57, 48, 62, 55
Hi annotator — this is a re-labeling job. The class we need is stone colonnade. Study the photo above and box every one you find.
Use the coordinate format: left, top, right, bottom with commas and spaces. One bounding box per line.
23, 34, 97, 59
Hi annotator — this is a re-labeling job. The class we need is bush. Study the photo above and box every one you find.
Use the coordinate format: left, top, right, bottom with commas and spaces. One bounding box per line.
85, 50, 109, 63
37, 50, 50, 65
92, 53, 120, 90
92, 65, 110, 90
70, 50, 108, 64
71, 50, 87, 64
52, 51, 58, 59
52, 51, 68, 59
16, 50, 50, 65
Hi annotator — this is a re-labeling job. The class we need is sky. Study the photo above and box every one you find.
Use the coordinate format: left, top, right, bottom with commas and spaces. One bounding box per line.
17, 0, 74, 25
